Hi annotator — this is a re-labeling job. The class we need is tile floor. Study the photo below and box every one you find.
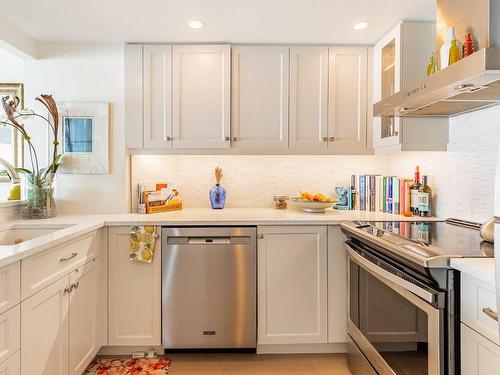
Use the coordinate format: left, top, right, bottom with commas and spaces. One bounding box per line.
164, 353, 352, 375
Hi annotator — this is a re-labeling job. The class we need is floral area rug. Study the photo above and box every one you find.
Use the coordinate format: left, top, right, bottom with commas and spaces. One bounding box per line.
85, 357, 172, 375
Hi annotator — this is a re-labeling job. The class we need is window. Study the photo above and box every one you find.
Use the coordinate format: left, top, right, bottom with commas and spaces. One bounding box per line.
0, 83, 24, 182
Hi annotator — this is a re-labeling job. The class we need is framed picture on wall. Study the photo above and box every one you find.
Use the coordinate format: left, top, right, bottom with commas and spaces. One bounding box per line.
50, 102, 109, 174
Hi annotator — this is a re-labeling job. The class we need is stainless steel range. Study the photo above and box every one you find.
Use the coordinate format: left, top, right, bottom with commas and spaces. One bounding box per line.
341, 219, 494, 375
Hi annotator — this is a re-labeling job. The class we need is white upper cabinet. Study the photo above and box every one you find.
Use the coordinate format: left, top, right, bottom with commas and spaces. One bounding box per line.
373, 22, 449, 153
124, 44, 144, 149
143, 45, 173, 148
289, 47, 329, 151
328, 47, 368, 154
125, 43, 372, 154
172, 45, 231, 149
231, 46, 289, 149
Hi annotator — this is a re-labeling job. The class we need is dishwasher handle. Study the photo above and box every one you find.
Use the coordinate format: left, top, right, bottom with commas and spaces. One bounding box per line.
187, 237, 232, 245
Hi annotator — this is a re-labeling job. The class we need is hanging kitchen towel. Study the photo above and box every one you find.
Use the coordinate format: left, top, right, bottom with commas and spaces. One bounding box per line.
129, 225, 157, 263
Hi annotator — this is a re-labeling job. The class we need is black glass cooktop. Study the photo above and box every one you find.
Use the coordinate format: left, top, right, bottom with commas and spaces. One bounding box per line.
366, 219, 494, 258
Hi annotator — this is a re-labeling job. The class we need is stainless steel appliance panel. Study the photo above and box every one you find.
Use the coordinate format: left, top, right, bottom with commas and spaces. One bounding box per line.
347, 242, 443, 375
162, 227, 256, 349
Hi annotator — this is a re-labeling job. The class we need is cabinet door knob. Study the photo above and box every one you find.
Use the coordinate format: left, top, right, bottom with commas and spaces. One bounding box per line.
330, 137, 336, 142
258, 234, 264, 239
165, 136, 172, 141
322, 137, 328, 142
232, 137, 238, 142
225, 136, 230, 141
64, 286, 71, 294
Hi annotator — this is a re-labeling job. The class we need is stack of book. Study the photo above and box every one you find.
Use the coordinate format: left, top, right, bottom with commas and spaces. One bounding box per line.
349, 175, 413, 215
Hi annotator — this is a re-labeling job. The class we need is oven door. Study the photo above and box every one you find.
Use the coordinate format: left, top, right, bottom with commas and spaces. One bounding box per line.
346, 240, 444, 375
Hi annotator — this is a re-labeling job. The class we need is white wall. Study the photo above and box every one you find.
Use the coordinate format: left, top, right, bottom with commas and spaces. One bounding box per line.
0, 48, 25, 82
23, 43, 129, 214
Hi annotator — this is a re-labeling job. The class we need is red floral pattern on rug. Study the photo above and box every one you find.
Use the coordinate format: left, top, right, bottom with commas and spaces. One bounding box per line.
85, 357, 172, 375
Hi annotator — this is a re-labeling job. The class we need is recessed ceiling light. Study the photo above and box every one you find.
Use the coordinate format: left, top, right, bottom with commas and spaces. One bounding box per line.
353, 21, 372, 30
189, 20, 206, 29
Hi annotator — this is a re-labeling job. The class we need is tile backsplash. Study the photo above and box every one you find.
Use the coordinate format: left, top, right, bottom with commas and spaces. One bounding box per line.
132, 155, 390, 210
389, 106, 500, 223
132, 107, 500, 222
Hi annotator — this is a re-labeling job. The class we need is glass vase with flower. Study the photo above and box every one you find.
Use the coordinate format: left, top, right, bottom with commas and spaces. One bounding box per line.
1, 94, 62, 219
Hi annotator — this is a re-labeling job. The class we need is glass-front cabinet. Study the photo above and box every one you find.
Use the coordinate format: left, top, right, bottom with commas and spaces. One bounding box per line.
379, 39, 399, 142
373, 22, 449, 153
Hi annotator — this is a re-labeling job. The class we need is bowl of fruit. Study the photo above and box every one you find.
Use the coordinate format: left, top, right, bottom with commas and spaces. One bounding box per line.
291, 192, 336, 213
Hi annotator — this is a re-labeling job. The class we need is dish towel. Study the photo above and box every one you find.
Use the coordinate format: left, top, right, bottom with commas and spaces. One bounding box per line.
129, 225, 157, 263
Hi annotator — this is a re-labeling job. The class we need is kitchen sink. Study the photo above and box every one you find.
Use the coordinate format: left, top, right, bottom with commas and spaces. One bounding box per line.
0, 224, 74, 246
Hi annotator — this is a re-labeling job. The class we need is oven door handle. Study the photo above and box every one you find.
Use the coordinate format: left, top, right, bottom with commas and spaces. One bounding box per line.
347, 245, 436, 304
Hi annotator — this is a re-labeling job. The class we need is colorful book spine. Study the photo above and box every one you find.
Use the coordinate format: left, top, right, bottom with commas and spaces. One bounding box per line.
387, 177, 393, 214
405, 181, 412, 213
382, 177, 387, 213
370, 175, 376, 211
350, 175, 357, 210
400, 179, 405, 215
359, 175, 366, 211
393, 178, 400, 215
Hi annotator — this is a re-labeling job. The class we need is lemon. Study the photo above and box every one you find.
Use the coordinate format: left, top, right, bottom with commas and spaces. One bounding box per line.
144, 226, 155, 234
141, 248, 153, 261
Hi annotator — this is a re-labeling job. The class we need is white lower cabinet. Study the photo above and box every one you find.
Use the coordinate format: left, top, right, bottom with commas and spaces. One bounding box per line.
327, 226, 347, 343
461, 323, 500, 375
108, 227, 162, 346
0, 262, 20, 315
257, 226, 328, 345
19, 230, 104, 375
21, 276, 70, 375
0, 351, 20, 375
0, 305, 20, 366
68, 260, 100, 375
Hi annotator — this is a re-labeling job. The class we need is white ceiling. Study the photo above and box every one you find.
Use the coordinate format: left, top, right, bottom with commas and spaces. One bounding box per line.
1, 0, 435, 44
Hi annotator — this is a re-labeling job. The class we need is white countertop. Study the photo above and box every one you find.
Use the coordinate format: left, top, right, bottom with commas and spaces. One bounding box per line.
451, 258, 496, 286
0, 207, 440, 268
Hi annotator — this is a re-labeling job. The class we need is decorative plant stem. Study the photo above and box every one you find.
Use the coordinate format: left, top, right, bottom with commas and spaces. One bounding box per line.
1, 94, 62, 218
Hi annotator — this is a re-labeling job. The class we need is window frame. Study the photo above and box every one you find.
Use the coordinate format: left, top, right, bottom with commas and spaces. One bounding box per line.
0, 83, 24, 169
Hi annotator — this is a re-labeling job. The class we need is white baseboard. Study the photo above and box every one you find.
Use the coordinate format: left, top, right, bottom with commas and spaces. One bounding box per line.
257, 343, 346, 354
98, 346, 164, 356
98, 343, 347, 356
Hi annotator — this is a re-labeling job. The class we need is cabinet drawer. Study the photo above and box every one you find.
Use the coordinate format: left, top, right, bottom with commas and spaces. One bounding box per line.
461, 323, 500, 375
461, 273, 499, 345
0, 305, 20, 365
0, 350, 20, 375
22, 232, 97, 299
0, 263, 20, 315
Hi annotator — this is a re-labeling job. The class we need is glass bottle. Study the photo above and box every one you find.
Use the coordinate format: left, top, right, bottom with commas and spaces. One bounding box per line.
410, 166, 421, 215
417, 176, 432, 217
449, 40, 461, 66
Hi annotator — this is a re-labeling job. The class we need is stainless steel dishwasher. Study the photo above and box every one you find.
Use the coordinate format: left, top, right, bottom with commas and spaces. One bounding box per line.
161, 227, 256, 350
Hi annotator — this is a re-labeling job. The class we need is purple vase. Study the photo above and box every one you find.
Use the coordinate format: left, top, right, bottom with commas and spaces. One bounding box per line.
209, 184, 226, 209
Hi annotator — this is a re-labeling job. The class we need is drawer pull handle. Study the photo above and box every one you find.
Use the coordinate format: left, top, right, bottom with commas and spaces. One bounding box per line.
60, 253, 78, 262
482, 307, 498, 321
64, 286, 71, 294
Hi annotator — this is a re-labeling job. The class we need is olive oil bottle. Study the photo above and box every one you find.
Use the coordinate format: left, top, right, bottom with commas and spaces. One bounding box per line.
410, 166, 421, 215
417, 175, 432, 217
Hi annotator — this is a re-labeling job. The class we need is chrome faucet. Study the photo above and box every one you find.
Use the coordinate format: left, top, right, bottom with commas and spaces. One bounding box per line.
0, 157, 20, 184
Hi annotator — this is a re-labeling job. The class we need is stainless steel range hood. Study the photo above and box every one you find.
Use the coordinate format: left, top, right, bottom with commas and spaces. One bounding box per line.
374, 0, 500, 117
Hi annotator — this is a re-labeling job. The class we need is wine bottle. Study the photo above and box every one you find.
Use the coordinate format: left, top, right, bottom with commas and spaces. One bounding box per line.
410, 166, 421, 215
417, 175, 432, 217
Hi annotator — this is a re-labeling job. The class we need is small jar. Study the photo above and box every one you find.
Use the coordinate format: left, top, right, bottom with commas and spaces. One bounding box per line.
273, 195, 288, 210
